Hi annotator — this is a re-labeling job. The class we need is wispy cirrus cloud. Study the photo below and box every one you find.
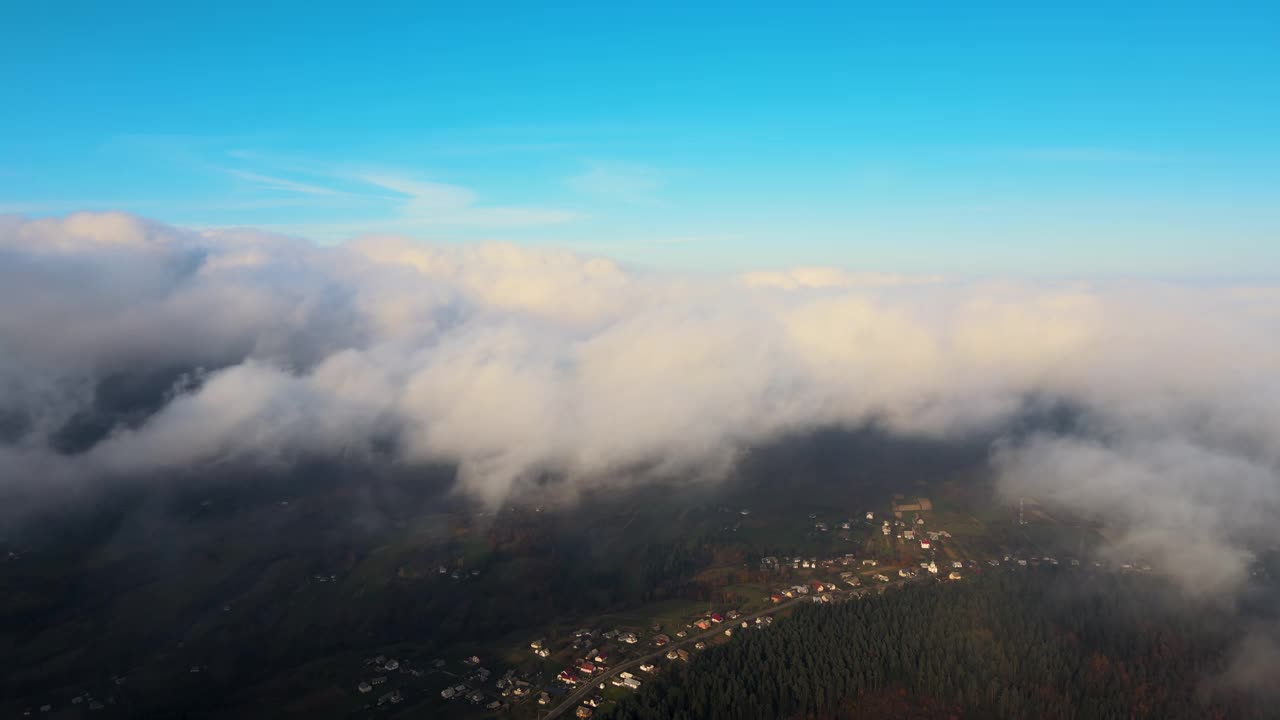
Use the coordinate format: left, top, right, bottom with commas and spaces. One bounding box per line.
210, 161, 583, 235
566, 162, 664, 204
358, 172, 582, 227
221, 169, 350, 197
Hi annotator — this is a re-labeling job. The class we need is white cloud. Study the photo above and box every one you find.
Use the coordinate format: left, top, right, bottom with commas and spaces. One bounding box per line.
566, 163, 663, 204
355, 172, 581, 227
216, 162, 581, 231
223, 169, 348, 196
741, 267, 944, 290
1, 212, 1278, 602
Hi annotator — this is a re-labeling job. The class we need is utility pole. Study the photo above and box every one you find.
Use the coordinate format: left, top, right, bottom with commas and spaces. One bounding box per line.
1019, 497, 1027, 526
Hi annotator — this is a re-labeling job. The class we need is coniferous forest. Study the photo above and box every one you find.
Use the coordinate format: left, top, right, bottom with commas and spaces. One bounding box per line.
610, 570, 1262, 720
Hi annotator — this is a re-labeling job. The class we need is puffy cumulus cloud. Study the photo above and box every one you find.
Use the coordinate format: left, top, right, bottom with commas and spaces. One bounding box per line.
348, 235, 633, 327
0, 211, 178, 253
1, 212, 1279, 600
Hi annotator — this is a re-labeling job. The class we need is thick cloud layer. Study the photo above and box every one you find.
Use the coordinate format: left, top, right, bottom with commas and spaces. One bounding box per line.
2, 212, 1278, 598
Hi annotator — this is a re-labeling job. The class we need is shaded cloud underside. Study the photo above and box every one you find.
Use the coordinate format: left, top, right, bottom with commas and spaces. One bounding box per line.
0, 211, 1277, 602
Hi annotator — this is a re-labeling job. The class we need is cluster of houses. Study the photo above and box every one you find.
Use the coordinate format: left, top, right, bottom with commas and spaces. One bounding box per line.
761, 553, 871, 573
770, 579, 841, 604
554, 638, 650, 697
611, 671, 643, 690
22, 692, 111, 715
910, 559, 963, 580
555, 634, 620, 688
544, 604, 786, 713
436, 564, 482, 581
815, 510, 922, 534
994, 554, 1118, 571
356, 654, 426, 705
439, 684, 484, 704
430, 656, 534, 711
495, 669, 533, 700
876, 517, 953, 553
438, 506, 1149, 719
882, 515, 937, 537
757, 508, 961, 586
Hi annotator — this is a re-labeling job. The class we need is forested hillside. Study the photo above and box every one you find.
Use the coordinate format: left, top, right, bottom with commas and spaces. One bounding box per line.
610, 570, 1260, 720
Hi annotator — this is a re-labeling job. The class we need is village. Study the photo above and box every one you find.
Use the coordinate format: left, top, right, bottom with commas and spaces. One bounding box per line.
10, 483, 1177, 720
395, 494, 1141, 719
9, 493, 1156, 718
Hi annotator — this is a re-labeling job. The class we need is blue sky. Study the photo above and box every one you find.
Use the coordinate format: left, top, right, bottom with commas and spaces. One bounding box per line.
3, 2, 1278, 275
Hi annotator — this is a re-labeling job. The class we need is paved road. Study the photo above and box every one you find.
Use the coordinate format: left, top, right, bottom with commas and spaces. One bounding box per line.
542, 577, 919, 719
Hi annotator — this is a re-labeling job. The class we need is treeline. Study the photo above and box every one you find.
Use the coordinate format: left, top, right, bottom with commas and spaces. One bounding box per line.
609, 570, 1260, 720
